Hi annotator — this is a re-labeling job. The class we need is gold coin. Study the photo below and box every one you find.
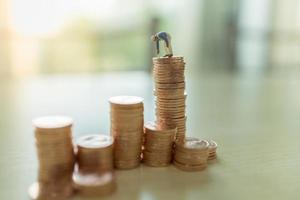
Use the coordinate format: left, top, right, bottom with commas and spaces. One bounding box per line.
155, 82, 185, 89
176, 137, 209, 152
77, 134, 113, 149
33, 116, 73, 129
109, 96, 143, 107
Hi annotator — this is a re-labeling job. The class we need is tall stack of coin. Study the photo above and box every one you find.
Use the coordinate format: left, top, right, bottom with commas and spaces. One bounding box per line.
76, 134, 114, 173
174, 137, 209, 171
73, 171, 116, 197
143, 121, 176, 167
109, 96, 144, 169
153, 56, 186, 142
207, 140, 218, 160
29, 116, 75, 199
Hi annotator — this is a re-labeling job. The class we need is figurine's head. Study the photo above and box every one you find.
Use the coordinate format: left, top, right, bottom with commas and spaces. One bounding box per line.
151, 34, 158, 42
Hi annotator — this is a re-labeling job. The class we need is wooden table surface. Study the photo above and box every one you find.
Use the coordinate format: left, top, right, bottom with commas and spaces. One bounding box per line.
0, 71, 299, 200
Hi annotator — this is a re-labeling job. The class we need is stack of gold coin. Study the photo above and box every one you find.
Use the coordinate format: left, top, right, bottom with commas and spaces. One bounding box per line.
29, 116, 75, 199
143, 121, 176, 167
153, 56, 186, 142
207, 140, 218, 160
174, 137, 209, 171
76, 134, 114, 173
109, 96, 144, 169
73, 171, 116, 197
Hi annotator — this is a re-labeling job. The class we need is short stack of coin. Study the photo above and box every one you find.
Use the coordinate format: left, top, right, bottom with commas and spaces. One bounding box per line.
153, 56, 186, 142
29, 116, 75, 199
76, 134, 114, 173
73, 171, 116, 197
109, 96, 144, 169
143, 121, 176, 167
174, 137, 209, 171
207, 140, 218, 160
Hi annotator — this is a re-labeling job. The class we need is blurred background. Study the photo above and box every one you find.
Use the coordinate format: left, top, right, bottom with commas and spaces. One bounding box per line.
1, 0, 300, 77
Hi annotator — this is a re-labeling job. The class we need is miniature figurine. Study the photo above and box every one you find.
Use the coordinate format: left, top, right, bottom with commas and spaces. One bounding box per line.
151, 31, 173, 57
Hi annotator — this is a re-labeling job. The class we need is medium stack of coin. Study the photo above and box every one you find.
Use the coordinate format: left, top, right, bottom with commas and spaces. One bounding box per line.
174, 137, 209, 171
76, 134, 114, 173
153, 56, 186, 142
29, 116, 75, 199
143, 121, 176, 167
73, 171, 116, 197
109, 96, 144, 169
207, 140, 218, 160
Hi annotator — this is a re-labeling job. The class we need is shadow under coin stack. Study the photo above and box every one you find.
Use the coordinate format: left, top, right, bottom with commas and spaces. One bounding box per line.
73, 134, 116, 197
153, 56, 186, 142
109, 96, 144, 169
174, 138, 209, 171
29, 116, 75, 200
143, 121, 176, 167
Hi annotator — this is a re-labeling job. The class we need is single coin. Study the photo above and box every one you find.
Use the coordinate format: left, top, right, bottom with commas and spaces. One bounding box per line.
77, 135, 113, 149
156, 109, 185, 115
33, 116, 73, 129
154, 59, 185, 63
208, 155, 216, 160
144, 121, 176, 133
154, 62, 185, 66
156, 94, 187, 101
157, 116, 187, 122
154, 79, 185, 84
153, 69, 185, 74
154, 76, 185, 81
109, 96, 143, 106
153, 70, 185, 76
177, 138, 209, 151
153, 55, 183, 59
155, 83, 185, 89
